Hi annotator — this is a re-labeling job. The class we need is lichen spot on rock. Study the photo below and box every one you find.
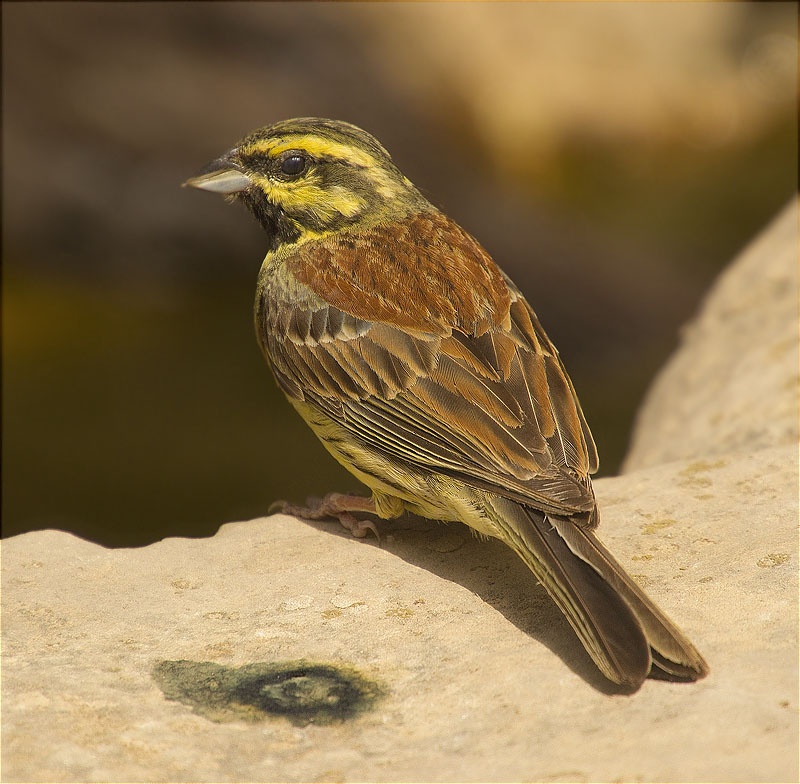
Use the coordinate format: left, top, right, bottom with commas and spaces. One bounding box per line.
152, 659, 385, 725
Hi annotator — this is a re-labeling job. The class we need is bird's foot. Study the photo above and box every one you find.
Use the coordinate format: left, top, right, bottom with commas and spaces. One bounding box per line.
270, 493, 380, 541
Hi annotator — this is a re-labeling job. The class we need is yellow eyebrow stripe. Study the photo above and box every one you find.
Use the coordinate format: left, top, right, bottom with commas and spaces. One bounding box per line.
242, 134, 402, 199
242, 135, 379, 169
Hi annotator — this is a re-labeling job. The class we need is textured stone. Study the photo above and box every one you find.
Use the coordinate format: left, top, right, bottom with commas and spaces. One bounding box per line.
623, 200, 799, 471
1, 442, 797, 782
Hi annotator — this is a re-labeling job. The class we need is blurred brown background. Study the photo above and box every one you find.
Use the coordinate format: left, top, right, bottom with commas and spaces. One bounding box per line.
2, 2, 797, 546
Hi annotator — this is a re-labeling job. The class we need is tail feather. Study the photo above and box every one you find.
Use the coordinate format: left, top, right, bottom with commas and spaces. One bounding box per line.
551, 516, 709, 681
487, 496, 708, 690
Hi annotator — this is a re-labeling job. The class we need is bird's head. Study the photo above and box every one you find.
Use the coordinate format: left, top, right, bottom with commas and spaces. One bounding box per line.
184, 118, 428, 250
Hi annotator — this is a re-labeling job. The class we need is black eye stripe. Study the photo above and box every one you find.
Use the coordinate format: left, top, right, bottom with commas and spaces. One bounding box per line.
242, 150, 273, 170
241, 148, 370, 179
239, 149, 311, 178
314, 153, 367, 170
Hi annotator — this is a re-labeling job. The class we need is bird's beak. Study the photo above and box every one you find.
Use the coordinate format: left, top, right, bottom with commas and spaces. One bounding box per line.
182, 149, 252, 194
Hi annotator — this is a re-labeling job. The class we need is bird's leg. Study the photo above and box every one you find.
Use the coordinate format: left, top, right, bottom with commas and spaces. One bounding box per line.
270, 493, 380, 540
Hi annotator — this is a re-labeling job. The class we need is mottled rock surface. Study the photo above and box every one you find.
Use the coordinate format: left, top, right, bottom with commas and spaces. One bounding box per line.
2, 203, 797, 782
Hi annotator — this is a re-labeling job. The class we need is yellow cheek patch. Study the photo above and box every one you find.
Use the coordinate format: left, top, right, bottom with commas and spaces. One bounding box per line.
252, 173, 367, 224
243, 135, 403, 200
324, 185, 367, 217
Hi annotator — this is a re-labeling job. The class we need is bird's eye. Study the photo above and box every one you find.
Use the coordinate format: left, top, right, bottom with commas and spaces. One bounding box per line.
280, 154, 307, 177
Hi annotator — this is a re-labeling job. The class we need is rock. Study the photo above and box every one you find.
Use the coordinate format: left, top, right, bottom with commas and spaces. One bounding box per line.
2, 203, 797, 781
623, 200, 798, 471
2, 441, 797, 782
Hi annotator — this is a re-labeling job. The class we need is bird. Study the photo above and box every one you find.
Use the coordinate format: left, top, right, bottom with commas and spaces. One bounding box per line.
184, 117, 709, 691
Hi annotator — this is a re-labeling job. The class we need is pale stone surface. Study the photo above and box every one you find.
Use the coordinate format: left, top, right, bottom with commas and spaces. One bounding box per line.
1, 442, 797, 783
623, 200, 799, 471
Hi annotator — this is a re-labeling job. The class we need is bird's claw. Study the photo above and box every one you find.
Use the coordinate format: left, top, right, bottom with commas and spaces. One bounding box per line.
336, 512, 381, 542
269, 493, 381, 543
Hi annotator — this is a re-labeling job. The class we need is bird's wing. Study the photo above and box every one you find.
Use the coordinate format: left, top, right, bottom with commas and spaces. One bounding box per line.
261, 298, 597, 514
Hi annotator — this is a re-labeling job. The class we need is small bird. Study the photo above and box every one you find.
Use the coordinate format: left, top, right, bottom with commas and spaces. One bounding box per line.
185, 118, 708, 691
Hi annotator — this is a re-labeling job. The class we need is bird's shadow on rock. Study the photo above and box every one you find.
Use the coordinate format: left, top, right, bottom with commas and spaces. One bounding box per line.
289, 512, 634, 696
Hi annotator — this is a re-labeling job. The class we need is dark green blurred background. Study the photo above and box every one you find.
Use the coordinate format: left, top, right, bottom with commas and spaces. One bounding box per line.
3, 2, 797, 547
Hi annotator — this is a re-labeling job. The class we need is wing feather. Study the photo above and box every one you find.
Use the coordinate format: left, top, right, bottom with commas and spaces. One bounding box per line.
262, 293, 596, 513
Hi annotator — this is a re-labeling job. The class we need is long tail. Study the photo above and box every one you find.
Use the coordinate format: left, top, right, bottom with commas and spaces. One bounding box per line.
486, 495, 709, 691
